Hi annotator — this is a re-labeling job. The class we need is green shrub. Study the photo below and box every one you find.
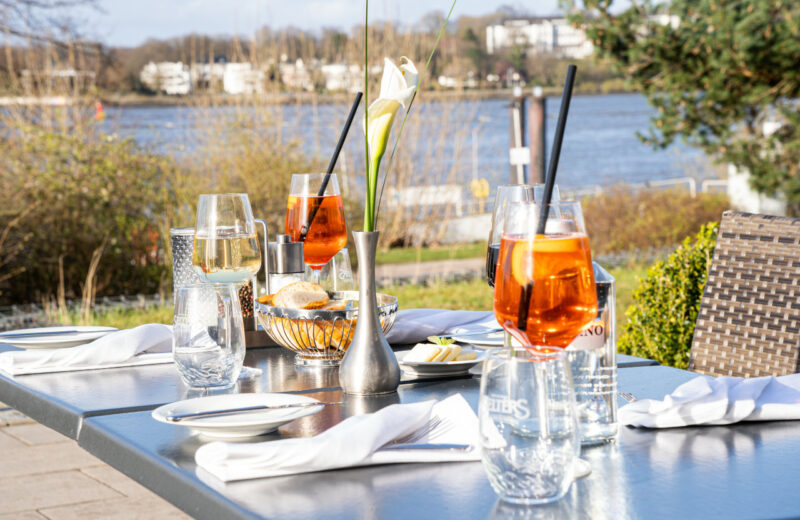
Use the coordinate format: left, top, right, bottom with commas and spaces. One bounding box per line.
583, 186, 728, 256
618, 222, 718, 368
0, 126, 182, 305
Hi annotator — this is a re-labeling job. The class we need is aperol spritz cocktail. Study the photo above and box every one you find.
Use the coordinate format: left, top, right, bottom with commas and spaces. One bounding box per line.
285, 173, 348, 270
493, 201, 597, 348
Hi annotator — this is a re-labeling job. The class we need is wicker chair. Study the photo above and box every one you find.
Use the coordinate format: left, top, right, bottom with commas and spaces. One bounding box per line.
689, 211, 800, 377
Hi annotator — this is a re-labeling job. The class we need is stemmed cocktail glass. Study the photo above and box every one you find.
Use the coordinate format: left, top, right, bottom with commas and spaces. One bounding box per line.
285, 173, 348, 284
493, 200, 597, 348
486, 185, 559, 345
486, 185, 533, 288
192, 193, 261, 284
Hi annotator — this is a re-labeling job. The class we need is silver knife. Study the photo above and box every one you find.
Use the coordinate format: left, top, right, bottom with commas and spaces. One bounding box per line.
381, 443, 473, 452
433, 328, 503, 338
164, 401, 345, 422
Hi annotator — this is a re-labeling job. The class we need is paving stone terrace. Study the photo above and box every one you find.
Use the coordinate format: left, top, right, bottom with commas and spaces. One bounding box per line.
0, 405, 189, 519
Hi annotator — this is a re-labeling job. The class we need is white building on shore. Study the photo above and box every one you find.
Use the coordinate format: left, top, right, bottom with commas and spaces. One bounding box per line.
223, 63, 265, 95
485, 17, 593, 59
140, 61, 267, 95
320, 63, 362, 93
190, 62, 226, 89
279, 59, 315, 91
140, 62, 192, 95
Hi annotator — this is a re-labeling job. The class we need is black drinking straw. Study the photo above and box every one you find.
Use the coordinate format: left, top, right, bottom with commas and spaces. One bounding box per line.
518, 64, 577, 331
537, 64, 577, 235
299, 91, 363, 242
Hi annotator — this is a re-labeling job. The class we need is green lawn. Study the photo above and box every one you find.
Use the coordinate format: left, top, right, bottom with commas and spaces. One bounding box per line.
375, 242, 486, 265
386, 262, 649, 319
609, 263, 649, 321
71, 262, 651, 330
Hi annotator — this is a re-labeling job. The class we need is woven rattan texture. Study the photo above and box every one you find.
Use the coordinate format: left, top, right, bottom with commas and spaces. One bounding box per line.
689, 211, 800, 377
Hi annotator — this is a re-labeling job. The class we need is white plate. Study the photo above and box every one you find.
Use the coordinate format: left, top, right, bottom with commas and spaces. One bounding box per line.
449, 331, 505, 347
0, 326, 118, 349
151, 393, 324, 439
397, 348, 485, 377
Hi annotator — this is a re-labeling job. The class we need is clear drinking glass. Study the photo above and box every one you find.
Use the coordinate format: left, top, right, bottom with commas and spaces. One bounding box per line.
479, 347, 580, 505
192, 194, 261, 284
568, 263, 618, 444
304, 247, 355, 292
173, 283, 246, 389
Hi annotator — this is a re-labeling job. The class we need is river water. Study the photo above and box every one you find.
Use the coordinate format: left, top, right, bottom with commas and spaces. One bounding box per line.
105, 92, 715, 191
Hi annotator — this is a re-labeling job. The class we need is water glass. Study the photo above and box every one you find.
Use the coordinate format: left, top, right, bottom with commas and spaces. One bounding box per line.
479, 347, 580, 505
567, 262, 618, 444
304, 247, 355, 292
173, 283, 246, 389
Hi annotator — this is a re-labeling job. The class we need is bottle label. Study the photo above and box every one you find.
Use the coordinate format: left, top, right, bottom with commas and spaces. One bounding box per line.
566, 321, 605, 351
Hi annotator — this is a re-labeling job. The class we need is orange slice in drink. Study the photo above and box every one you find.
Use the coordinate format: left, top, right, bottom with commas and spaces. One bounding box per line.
511, 234, 587, 287
510, 240, 535, 287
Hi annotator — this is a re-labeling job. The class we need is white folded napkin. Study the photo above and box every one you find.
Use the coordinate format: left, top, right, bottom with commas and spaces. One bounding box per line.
620, 374, 800, 428
0, 324, 173, 376
195, 393, 480, 482
385, 309, 498, 345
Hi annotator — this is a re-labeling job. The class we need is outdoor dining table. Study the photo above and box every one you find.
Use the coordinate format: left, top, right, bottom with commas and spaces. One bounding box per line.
3, 342, 798, 519
0, 343, 655, 440
77, 364, 800, 520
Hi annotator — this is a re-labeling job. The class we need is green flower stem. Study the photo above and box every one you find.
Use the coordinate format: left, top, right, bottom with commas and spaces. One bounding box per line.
364, 157, 381, 231
363, 0, 370, 231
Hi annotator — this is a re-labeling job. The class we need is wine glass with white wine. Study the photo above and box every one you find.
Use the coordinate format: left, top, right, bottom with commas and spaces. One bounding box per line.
192, 194, 261, 283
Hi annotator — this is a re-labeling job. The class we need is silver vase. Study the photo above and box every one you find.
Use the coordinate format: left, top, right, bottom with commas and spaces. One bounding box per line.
339, 231, 400, 395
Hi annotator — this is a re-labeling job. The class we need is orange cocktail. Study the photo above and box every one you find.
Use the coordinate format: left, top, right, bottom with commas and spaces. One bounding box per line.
286, 194, 347, 268
494, 233, 597, 347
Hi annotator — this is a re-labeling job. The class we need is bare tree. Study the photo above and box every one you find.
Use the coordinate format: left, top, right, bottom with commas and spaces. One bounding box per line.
0, 0, 97, 45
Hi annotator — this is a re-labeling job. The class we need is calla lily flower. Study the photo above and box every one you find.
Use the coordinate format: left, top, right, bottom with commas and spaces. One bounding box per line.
364, 57, 418, 163
363, 57, 419, 230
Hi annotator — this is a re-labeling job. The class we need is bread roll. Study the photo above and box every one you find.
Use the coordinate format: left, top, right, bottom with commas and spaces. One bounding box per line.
273, 281, 329, 310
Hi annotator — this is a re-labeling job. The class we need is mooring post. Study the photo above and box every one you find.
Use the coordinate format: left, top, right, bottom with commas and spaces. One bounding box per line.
529, 85, 546, 185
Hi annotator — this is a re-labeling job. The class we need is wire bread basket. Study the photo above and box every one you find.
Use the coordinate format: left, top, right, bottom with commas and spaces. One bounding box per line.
255, 291, 398, 366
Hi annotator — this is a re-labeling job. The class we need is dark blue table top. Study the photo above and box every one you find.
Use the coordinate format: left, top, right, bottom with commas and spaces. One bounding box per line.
76, 365, 800, 520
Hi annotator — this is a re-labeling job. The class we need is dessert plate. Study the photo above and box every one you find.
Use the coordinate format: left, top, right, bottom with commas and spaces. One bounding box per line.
152, 393, 324, 439
0, 326, 118, 349
397, 348, 485, 377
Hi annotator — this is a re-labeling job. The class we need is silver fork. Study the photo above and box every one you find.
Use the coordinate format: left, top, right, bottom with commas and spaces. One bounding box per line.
619, 392, 638, 403
390, 416, 443, 445
426, 416, 457, 441
388, 414, 459, 445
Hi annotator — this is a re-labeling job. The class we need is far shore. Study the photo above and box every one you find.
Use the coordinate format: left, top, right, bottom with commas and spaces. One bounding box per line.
102, 86, 634, 107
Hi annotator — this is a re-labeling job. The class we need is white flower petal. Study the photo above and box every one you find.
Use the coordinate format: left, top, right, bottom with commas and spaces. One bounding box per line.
399, 57, 419, 89
363, 97, 402, 160
379, 58, 406, 99
378, 57, 417, 108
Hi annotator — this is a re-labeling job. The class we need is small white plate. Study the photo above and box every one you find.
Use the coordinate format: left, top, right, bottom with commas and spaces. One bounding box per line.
0, 326, 118, 349
151, 393, 323, 439
397, 348, 485, 377
449, 331, 505, 347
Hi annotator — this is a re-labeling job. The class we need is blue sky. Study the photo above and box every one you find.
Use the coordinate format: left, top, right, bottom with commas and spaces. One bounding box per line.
91, 0, 566, 47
